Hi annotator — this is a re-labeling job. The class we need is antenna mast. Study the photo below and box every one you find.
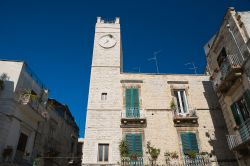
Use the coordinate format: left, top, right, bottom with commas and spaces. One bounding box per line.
148, 50, 161, 73
185, 62, 198, 74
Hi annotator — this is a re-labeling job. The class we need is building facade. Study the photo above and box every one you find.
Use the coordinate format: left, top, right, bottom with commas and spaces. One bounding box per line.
0, 60, 79, 166
204, 8, 250, 166
35, 99, 79, 166
83, 17, 236, 165
0, 60, 48, 165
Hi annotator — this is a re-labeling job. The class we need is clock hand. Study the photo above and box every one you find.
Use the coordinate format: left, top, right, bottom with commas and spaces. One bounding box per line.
104, 39, 109, 44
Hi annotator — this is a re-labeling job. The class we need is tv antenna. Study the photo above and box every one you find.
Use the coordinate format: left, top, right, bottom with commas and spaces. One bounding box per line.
148, 50, 162, 73
185, 62, 198, 74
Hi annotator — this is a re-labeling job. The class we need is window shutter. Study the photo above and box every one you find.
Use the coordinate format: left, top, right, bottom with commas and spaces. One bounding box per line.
243, 89, 250, 112
126, 89, 132, 117
134, 134, 142, 155
133, 89, 140, 117
126, 134, 143, 156
189, 133, 199, 152
230, 103, 242, 126
180, 132, 199, 154
126, 134, 134, 153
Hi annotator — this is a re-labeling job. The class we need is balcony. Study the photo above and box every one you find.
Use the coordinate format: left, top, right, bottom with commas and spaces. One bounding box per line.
120, 108, 146, 128
213, 54, 243, 94
17, 90, 48, 119
173, 108, 198, 127
121, 157, 144, 166
44, 137, 61, 156
121, 155, 211, 166
226, 118, 250, 155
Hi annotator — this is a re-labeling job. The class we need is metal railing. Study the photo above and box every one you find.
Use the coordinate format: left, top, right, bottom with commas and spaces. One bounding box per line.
121, 108, 145, 119
121, 155, 210, 166
173, 108, 197, 118
17, 93, 48, 117
183, 155, 211, 166
226, 118, 250, 150
220, 54, 243, 80
121, 157, 144, 166
212, 53, 243, 90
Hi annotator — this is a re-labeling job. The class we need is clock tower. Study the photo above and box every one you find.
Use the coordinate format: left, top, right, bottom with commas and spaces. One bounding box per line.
91, 17, 123, 69
83, 17, 123, 165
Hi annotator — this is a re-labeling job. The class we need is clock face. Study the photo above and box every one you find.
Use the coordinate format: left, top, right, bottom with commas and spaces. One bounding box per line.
98, 34, 117, 48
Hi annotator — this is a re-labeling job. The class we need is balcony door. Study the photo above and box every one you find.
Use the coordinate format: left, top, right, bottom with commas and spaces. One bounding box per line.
125, 88, 140, 118
126, 134, 143, 157
174, 90, 189, 115
231, 90, 250, 125
231, 90, 250, 141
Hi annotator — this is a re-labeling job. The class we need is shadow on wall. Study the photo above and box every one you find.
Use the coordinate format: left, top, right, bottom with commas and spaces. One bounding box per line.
0, 80, 15, 163
0, 80, 15, 106
202, 81, 238, 165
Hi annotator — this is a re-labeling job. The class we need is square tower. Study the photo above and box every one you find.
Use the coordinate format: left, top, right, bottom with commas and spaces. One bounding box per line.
83, 17, 123, 165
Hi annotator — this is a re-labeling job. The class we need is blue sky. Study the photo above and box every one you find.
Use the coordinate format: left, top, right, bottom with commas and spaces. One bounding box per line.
0, 0, 249, 137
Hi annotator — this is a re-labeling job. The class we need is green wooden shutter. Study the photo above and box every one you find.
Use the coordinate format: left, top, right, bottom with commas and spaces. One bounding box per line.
189, 133, 199, 152
133, 89, 140, 117
230, 103, 242, 126
134, 134, 142, 155
126, 89, 132, 117
126, 88, 140, 118
126, 134, 134, 153
243, 89, 250, 113
180, 132, 199, 154
126, 134, 143, 156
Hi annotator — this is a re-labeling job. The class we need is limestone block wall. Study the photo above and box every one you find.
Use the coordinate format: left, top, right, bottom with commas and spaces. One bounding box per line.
144, 110, 179, 165
83, 110, 122, 164
88, 67, 122, 110
119, 73, 234, 164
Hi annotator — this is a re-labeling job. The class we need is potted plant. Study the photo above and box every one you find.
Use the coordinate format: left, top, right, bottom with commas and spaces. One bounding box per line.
19, 89, 38, 105
130, 152, 138, 160
171, 152, 179, 159
185, 150, 198, 159
164, 151, 179, 164
146, 141, 160, 166
170, 99, 177, 110
190, 109, 197, 117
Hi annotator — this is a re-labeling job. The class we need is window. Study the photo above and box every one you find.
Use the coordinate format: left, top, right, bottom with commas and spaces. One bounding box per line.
17, 133, 28, 152
126, 134, 143, 156
98, 144, 109, 162
174, 89, 189, 114
101, 93, 107, 101
231, 90, 250, 126
180, 132, 199, 154
217, 47, 227, 67
125, 88, 140, 118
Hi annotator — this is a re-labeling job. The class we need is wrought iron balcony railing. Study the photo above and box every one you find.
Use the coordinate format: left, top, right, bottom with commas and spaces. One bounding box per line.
212, 53, 243, 93
172, 108, 198, 127
121, 155, 211, 166
121, 157, 144, 166
226, 118, 250, 150
121, 108, 145, 119
17, 92, 48, 118
173, 108, 197, 118
120, 108, 146, 128
183, 155, 211, 166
